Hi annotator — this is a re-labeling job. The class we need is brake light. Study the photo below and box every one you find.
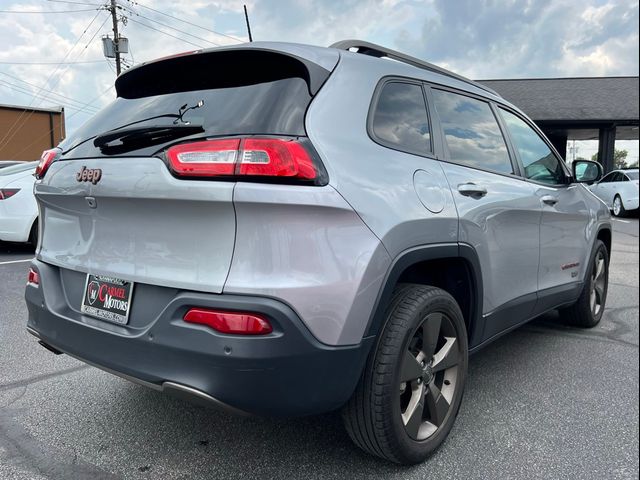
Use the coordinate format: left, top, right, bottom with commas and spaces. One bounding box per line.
35, 149, 59, 179
27, 267, 40, 286
167, 138, 318, 181
183, 308, 273, 335
0, 188, 20, 200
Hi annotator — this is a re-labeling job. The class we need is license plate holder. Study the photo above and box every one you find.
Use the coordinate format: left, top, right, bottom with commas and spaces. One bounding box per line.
81, 274, 134, 325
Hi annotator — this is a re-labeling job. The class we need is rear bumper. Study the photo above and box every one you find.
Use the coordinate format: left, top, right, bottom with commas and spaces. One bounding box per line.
25, 259, 373, 417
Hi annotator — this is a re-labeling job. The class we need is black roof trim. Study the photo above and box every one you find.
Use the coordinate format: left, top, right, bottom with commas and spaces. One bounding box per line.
330, 39, 500, 97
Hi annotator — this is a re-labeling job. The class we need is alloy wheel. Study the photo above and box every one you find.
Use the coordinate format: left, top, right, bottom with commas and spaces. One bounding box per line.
590, 250, 607, 317
399, 312, 461, 440
589, 251, 607, 317
613, 197, 622, 216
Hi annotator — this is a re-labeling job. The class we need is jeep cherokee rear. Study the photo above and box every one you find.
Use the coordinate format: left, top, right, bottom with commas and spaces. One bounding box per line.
25, 40, 611, 464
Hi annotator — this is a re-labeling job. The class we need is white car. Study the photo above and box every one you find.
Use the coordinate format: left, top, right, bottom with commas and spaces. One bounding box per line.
590, 168, 639, 217
0, 162, 38, 244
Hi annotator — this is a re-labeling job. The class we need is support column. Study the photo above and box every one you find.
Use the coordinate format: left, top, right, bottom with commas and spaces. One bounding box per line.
598, 125, 616, 173
547, 133, 568, 161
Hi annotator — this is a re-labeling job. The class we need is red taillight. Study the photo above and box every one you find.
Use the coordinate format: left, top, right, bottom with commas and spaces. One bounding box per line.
167, 137, 319, 181
27, 267, 40, 286
183, 308, 273, 335
0, 188, 20, 200
35, 149, 59, 179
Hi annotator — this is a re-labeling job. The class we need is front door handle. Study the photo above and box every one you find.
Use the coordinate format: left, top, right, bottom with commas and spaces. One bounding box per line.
541, 195, 558, 206
458, 183, 487, 198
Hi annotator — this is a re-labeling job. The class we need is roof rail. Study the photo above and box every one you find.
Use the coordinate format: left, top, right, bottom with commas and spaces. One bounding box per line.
329, 39, 500, 97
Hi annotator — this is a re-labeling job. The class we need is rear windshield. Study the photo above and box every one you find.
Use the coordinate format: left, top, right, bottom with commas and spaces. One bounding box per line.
626, 171, 638, 180
60, 50, 327, 159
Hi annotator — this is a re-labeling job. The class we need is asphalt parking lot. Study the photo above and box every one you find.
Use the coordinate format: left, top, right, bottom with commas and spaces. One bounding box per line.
1, 218, 638, 480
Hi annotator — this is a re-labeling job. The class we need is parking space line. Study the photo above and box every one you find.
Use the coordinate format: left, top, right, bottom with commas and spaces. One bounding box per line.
0, 258, 33, 265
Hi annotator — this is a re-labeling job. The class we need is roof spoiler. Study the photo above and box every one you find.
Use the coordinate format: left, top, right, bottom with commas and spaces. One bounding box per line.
330, 39, 500, 97
115, 48, 333, 99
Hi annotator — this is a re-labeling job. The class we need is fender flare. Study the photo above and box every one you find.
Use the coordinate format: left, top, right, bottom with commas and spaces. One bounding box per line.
363, 242, 484, 348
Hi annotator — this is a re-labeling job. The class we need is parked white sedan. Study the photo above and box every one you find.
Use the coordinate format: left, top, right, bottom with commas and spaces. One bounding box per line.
0, 162, 38, 244
590, 168, 639, 217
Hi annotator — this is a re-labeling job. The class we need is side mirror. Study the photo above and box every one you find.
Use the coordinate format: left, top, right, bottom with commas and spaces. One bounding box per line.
572, 160, 602, 184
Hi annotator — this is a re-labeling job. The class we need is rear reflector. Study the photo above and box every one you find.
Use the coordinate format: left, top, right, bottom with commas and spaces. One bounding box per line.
35, 148, 60, 180
183, 308, 273, 335
167, 137, 318, 181
27, 267, 40, 286
0, 188, 20, 200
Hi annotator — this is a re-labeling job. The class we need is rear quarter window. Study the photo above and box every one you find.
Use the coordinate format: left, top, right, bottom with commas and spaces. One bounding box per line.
370, 81, 431, 155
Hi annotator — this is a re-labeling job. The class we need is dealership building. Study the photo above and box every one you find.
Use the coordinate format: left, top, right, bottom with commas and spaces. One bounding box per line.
481, 76, 640, 173
0, 104, 66, 161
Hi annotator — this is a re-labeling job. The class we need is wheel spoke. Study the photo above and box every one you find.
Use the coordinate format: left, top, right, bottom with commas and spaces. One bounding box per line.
594, 258, 605, 282
595, 282, 605, 303
432, 336, 458, 373
425, 382, 450, 427
402, 385, 425, 438
422, 313, 442, 359
590, 289, 597, 311
400, 350, 423, 383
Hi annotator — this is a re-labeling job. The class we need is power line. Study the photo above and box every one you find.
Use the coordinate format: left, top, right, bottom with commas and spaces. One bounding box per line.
126, 17, 207, 49
46, 0, 102, 6
0, 72, 103, 113
124, 0, 244, 43
10, 84, 115, 160
0, 60, 104, 65
0, 73, 101, 113
0, 80, 99, 115
120, 5, 220, 47
0, 8, 98, 13
0, 10, 105, 150
83, 13, 111, 50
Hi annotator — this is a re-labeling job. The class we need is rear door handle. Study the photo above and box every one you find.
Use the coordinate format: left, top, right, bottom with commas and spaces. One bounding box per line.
541, 195, 558, 206
457, 183, 487, 198
458, 183, 488, 197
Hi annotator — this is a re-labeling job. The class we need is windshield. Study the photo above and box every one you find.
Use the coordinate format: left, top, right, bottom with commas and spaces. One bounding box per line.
0, 162, 36, 176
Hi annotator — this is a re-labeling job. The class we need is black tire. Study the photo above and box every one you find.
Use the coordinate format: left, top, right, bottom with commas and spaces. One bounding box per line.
28, 220, 38, 248
560, 239, 609, 328
342, 284, 468, 464
612, 195, 627, 217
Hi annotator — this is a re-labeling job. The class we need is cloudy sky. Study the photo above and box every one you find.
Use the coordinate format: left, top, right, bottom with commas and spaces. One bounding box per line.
0, 0, 638, 160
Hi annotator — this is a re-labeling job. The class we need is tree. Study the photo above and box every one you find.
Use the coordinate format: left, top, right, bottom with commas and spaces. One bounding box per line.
592, 149, 629, 169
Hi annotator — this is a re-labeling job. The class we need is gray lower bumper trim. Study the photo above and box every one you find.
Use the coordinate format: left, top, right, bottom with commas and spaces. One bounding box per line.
27, 327, 250, 417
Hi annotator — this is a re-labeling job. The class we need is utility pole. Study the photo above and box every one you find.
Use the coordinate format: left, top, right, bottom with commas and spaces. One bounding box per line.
109, 0, 121, 75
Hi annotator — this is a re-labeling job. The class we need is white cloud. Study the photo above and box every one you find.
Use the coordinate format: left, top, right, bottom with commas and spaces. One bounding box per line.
0, 0, 637, 142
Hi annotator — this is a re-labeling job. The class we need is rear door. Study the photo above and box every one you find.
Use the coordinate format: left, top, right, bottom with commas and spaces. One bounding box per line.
497, 107, 591, 305
430, 88, 542, 339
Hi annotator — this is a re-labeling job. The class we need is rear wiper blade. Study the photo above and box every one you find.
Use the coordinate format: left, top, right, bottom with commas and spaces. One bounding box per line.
93, 124, 204, 150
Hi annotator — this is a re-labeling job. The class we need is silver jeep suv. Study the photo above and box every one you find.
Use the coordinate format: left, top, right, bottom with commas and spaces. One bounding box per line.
25, 40, 611, 464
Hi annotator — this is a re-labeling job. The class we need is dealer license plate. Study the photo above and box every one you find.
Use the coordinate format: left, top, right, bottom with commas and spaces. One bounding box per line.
80, 274, 134, 325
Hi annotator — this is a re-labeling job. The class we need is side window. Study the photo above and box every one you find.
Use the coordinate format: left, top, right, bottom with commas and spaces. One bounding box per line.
499, 108, 565, 185
431, 89, 512, 174
371, 81, 431, 155
600, 173, 616, 183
